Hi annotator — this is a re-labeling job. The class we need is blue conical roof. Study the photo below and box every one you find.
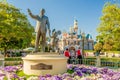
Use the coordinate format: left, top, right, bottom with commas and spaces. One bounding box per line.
78, 34, 82, 39
86, 34, 92, 39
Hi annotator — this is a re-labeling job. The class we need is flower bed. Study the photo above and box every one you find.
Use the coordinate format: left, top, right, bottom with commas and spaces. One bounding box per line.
0, 64, 120, 80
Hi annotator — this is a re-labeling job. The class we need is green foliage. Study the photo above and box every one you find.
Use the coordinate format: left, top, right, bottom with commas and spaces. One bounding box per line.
67, 69, 74, 74
3, 77, 7, 80
3, 69, 36, 80
103, 43, 112, 51
5, 57, 22, 61
5, 57, 22, 66
5, 61, 22, 66
97, 2, 120, 51
84, 50, 94, 52
94, 42, 103, 52
17, 71, 35, 79
0, 2, 34, 53
101, 57, 120, 62
106, 51, 120, 54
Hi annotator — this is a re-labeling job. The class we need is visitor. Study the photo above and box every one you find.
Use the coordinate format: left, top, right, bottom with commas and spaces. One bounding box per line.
70, 50, 75, 58
76, 47, 82, 64
70, 49, 76, 64
64, 48, 71, 64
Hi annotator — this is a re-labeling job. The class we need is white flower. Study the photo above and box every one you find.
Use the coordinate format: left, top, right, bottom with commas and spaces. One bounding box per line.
27, 76, 38, 80
73, 75, 81, 80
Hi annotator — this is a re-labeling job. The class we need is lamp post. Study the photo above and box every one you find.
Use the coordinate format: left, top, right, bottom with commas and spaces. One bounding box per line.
82, 32, 85, 58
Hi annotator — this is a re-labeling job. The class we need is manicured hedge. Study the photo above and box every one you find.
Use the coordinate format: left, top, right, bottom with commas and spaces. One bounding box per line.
4, 57, 23, 66
5, 61, 23, 66
5, 57, 22, 61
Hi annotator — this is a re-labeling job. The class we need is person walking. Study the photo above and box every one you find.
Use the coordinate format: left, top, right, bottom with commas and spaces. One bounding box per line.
70, 49, 76, 64
76, 47, 82, 64
64, 48, 71, 64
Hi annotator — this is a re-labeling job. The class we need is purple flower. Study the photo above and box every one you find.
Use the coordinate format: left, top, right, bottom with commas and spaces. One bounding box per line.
101, 67, 108, 74
52, 76, 62, 80
67, 64, 73, 70
111, 73, 120, 80
4, 66, 18, 72
81, 68, 87, 73
1, 64, 120, 80
39, 76, 46, 80
45, 74, 51, 77
0, 73, 5, 77
76, 71, 82, 77
92, 68, 98, 74
73, 67, 80, 71
13, 74, 19, 78
62, 73, 69, 79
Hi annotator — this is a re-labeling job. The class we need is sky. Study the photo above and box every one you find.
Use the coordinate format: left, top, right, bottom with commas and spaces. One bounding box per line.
6, 0, 118, 40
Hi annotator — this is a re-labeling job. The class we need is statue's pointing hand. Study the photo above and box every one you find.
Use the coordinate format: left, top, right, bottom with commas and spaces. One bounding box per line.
27, 8, 31, 13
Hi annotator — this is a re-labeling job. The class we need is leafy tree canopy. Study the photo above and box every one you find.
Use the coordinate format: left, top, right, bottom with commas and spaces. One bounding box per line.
96, 2, 120, 51
0, 1, 34, 53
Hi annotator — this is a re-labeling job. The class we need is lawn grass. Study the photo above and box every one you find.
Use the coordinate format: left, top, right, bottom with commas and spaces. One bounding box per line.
3, 71, 36, 80
17, 70, 36, 78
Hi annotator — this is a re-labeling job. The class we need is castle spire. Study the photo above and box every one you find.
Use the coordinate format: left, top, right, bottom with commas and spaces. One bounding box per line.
74, 19, 78, 33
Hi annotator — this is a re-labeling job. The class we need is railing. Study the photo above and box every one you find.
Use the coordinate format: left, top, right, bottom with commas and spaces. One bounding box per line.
4, 61, 23, 66
2, 57, 120, 69
69, 58, 120, 69
0, 58, 4, 67
101, 60, 120, 69
4, 57, 22, 66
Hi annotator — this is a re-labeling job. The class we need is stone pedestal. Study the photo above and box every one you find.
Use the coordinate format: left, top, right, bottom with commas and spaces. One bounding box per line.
22, 52, 68, 75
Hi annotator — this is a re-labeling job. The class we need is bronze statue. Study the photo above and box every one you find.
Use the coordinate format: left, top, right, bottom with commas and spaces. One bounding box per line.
50, 29, 61, 52
28, 8, 50, 52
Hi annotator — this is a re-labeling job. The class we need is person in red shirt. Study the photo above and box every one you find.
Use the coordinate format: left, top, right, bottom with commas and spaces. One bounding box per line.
64, 48, 70, 57
64, 48, 71, 64
76, 47, 82, 64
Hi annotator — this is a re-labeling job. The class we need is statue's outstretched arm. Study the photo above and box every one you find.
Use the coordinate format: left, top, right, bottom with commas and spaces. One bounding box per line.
27, 9, 38, 20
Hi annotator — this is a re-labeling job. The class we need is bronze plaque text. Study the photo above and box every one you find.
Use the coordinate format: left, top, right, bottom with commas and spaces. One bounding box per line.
31, 63, 52, 70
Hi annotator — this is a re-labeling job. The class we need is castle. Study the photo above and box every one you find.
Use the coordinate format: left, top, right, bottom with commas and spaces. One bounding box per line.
57, 20, 94, 51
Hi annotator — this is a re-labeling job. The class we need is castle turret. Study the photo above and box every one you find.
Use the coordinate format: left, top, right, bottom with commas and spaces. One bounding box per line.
69, 27, 73, 33
74, 20, 78, 33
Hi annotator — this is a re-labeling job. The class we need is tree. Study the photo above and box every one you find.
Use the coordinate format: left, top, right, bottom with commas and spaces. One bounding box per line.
94, 42, 103, 52
97, 2, 120, 51
103, 42, 112, 51
0, 2, 34, 54
94, 42, 102, 67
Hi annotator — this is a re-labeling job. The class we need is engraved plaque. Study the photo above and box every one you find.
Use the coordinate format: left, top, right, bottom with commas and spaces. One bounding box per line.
31, 63, 52, 70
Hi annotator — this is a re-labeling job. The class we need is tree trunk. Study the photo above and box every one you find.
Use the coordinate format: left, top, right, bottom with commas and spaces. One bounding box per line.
96, 56, 101, 67
95, 51, 101, 67
4, 47, 7, 57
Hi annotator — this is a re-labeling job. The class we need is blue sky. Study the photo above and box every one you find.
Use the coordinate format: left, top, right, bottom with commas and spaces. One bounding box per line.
7, 0, 117, 40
